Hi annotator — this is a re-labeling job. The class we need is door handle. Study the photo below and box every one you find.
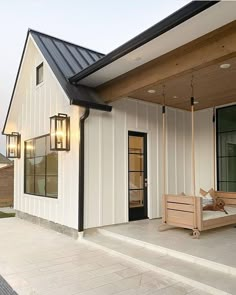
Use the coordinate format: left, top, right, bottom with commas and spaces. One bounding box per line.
145, 178, 148, 187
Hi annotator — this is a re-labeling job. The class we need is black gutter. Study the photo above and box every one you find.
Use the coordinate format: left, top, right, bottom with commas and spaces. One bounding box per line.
71, 98, 112, 112
69, 1, 219, 84
78, 108, 90, 232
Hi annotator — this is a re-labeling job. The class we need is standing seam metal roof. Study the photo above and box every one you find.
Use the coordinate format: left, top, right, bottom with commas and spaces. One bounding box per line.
30, 30, 112, 112
31, 30, 104, 79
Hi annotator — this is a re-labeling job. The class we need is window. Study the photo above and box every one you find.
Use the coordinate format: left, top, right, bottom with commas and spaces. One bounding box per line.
36, 63, 43, 85
217, 105, 236, 192
24, 135, 58, 198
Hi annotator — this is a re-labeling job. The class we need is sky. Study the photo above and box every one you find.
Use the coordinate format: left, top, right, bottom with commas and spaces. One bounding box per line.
0, 0, 190, 155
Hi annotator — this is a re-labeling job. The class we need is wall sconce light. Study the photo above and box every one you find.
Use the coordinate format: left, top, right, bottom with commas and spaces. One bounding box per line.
6, 132, 21, 158
50, 113, 70, 151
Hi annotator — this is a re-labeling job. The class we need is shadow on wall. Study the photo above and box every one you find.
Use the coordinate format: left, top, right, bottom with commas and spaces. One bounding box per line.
0, 165, 14, 208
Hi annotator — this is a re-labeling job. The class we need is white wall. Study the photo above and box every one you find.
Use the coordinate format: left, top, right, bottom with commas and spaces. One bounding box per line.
4, 36, 215, 231
5, 36, 80, 230
84, 98, 195, 229
195, 108, 215, 193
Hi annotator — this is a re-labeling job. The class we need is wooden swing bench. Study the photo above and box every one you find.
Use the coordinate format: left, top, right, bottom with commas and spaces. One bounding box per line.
161, 191, 236, 238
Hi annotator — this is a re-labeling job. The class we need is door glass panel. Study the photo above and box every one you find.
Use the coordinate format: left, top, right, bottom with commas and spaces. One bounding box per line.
129, 172, 144, 189
129, 154, 143, 171
129, 190, 144, 208
128, 133, 146, 212
129, 136, 143, 153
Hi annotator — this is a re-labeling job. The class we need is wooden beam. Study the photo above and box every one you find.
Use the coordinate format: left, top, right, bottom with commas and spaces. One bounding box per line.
97, 21, 236, 102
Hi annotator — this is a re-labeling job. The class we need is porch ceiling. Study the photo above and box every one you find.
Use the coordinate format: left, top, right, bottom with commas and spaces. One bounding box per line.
129, 56, 236, 111
97, 21, 236, 111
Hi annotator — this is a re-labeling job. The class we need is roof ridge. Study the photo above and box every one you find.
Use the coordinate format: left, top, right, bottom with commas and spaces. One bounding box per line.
28, 28, 105, 57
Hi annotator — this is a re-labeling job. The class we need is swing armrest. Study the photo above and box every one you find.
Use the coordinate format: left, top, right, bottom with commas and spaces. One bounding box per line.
163, 194, 202, 230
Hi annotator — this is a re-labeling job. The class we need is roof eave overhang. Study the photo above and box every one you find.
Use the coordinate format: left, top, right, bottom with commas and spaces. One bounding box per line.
69, 0, 219, 84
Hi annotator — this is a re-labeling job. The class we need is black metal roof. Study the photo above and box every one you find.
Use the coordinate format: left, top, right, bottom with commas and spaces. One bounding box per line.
2, 30, 112, 135
30, 30, 112, 111
69, 0, 219, 84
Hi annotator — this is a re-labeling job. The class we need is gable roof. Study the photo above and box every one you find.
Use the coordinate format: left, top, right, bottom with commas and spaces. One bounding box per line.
30, 30, 112, 112
2, 30, 112, 135
0, 153, 12, 165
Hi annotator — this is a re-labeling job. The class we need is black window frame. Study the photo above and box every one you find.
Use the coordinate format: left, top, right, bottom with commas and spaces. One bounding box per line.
36, 62, 44, 85
216, 105, 236, 192
24, 134, 58, 199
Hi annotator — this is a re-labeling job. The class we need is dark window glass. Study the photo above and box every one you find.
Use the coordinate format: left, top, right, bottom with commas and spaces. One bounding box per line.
36, 63, 43, 85
217, 106, 236, 192
24, 135, 58, 198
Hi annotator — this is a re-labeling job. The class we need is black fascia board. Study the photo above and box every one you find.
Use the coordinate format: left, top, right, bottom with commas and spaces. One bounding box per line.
69, 1, 219, 84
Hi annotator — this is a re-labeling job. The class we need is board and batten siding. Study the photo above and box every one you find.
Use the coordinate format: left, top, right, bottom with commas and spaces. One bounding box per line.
5, 36, 215, 231
84, 98, 212, 229
5, 36, 80, 230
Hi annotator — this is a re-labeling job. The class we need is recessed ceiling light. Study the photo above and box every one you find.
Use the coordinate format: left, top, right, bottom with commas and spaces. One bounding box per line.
173, 95, 178, 99
194, 101, 199, 105
147, 89, 156, 94
220, 63, 231, 69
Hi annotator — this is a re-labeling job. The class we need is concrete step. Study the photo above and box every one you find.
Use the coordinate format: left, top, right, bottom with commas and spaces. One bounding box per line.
83, 229, 236, 295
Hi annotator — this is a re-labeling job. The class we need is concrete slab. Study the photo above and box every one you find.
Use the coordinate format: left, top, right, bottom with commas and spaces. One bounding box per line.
0, 218, 210, 295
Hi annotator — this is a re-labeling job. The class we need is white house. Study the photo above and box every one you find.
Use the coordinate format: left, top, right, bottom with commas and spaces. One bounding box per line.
2, 1, 236, 236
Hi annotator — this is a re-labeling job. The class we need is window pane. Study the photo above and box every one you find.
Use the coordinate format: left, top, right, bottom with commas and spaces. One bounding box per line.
46, 176, 58, 197
129, 154, 143, 171
218, 132, 236, 157
129, 190, 144, 208
129, 136, 143, 153
35, 157, 46, 175
36, 63, 43, 85
25, 159, 34, 175
35, 176, 45, 195
47, 153, 58, 175
217, 106, 236, 132
25, 140, 35, 158
35, 137, 46, 157
129, 172, 144, 189
24, 135, 58, 198
218, 157, 236, 182
217, 106, 236, 192
25, 176, 34, 194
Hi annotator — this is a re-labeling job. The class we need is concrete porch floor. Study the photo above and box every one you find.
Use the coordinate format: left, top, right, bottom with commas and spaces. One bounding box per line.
0, 218, 210, 295
99, 218, 236, 269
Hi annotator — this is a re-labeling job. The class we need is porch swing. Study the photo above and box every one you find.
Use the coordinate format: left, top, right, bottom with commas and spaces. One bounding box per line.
160, 77, 236, 239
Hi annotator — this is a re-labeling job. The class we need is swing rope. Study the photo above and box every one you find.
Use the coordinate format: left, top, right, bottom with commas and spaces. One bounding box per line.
162, 85, 166, 196
191, 75, 196, 196
213, 107, 216, 191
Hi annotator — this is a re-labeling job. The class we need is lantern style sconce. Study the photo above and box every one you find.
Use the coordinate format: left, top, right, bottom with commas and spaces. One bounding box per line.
50, 113, 70, 151
6, 132, 21, 158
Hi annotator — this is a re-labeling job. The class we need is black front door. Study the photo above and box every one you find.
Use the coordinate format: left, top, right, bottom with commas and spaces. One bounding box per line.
128, 131, 148, 221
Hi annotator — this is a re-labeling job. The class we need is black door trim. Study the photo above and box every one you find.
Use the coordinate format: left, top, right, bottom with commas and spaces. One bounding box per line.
128, 131, 148, 221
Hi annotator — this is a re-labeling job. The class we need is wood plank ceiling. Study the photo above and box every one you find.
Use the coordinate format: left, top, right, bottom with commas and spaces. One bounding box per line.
96, 21, 236, 111
129, 56, 236, 111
